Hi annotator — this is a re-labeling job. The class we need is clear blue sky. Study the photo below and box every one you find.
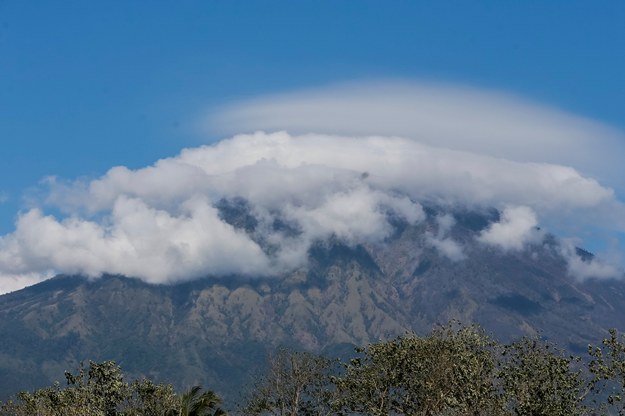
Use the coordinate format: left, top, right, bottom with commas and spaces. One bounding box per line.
1, 1, 625, 235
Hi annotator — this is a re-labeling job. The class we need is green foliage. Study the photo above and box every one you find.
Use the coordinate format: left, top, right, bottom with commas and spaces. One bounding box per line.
65, 360, 128, 416
0, 361, 129, 416
588, 328, 625, 415
177, 385, 225, 416
123, 379, 179, 416
0, 361, 224, 416
8, 325, 625, 415
499, 338, 585, 416
243, 325, 625, 416
332, 323, 504, 415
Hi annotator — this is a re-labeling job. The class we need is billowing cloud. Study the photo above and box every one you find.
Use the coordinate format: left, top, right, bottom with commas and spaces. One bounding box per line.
45, 133, 622, 221
2, 81, 625, 293
0, 200, 271, 285
0, 130, 621, 293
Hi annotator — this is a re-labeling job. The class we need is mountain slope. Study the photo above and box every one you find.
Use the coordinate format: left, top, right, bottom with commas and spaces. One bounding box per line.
0, 205, 624, 401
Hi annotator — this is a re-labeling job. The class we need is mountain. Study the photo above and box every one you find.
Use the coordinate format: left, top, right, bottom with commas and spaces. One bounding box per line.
1, 203, 624, 401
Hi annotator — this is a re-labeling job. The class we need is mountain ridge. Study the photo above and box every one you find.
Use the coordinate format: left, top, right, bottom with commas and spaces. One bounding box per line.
1, 204, 624, 400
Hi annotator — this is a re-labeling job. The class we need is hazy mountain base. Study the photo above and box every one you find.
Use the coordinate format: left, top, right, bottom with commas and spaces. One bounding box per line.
0, 206, 624, 401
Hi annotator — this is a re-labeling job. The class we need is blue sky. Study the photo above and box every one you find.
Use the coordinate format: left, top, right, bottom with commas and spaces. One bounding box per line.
1, 1, 625, 291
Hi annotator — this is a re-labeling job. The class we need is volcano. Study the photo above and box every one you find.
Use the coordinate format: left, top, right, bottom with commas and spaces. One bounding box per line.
0, 203, 623, 401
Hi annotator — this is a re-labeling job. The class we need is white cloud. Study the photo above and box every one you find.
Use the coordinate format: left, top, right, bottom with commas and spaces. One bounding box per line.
45, 132, 622, 222
0, 271, 54, 296
435, 214, 456, 235
559, 241, 621, 280
2, 81, 625, 292
428, 237, 466, 262
0, 198, 272, 284
207, 81, 625, 194
2, 131, 624, 291
478, 206, 544, 251
286, 187, 416, 244
426, 214, 465, 261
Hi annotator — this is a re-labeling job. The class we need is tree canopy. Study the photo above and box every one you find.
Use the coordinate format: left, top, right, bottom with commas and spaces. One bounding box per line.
5, 323, 625, 415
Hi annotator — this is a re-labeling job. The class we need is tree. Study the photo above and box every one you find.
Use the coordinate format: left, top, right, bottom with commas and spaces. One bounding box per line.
0, 361, 225, 416
332, 323, 504, 415
0, 360, 130, 416
122, 379, 179, 416
242, 348, 335, 416
587, 328, 625, 415
68, 360, 129, 415
498, 338, 586, 416
175, 385, 225, 416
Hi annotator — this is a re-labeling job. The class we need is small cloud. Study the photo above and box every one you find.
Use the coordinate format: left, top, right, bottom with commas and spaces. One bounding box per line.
559, 241, 622, 280
435, 214, 455, 234
477, 206, 544, 251
0, 192, 9, 204
428, 237, 466, 262
426, 214, 466, 261
286, 186, 424, 245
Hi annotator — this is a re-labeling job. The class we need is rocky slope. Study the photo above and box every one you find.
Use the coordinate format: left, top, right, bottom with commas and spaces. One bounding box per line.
0, 205, 624, 400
